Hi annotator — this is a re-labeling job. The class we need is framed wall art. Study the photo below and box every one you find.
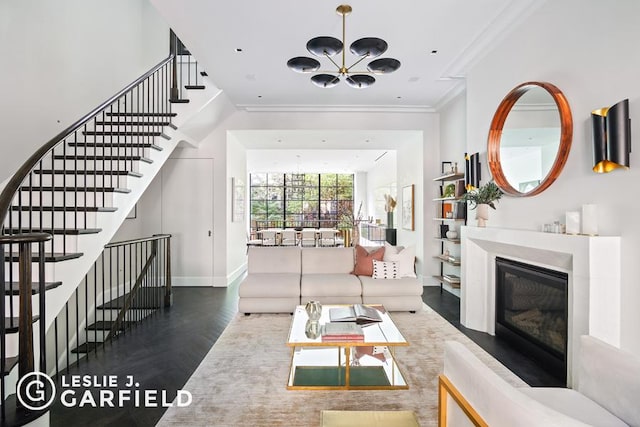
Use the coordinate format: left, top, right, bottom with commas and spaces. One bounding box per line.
232, 177, 245, 222
402, 184, 414, 231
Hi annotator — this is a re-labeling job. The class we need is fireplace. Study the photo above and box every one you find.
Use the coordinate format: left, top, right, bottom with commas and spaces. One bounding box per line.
495, 257, 568, 382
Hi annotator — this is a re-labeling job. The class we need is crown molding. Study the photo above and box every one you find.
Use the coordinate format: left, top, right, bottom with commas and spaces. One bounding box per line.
236, 104, 436, 114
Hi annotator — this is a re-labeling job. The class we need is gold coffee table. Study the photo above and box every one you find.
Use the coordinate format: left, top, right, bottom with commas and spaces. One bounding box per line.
286, 304, 409, 390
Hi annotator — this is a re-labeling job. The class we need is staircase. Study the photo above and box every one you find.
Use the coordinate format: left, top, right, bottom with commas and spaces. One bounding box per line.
0, 32, 214, 426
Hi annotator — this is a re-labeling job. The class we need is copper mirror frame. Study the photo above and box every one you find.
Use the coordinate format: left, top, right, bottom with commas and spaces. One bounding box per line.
487, 81, 573, 197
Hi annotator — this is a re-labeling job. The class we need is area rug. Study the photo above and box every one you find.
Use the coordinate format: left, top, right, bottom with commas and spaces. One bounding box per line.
157, 304, 526, 427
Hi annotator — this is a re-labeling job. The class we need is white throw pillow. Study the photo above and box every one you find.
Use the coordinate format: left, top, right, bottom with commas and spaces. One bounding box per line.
383, 243, 416, 278
372, 260, 399, 280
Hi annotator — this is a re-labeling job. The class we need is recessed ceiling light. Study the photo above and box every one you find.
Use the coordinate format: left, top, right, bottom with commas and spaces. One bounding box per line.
397, 96, 402, 99
235, 48, 243, 52
430, 50, 438, 55
408, 76, 420, 83
277, 139, 282, 143
321, 139, 326, 143
365, 139, 370, 143
257, 95, 262, 98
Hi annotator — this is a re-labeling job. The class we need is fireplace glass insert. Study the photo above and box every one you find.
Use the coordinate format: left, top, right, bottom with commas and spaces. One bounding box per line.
495, 257, 568, 381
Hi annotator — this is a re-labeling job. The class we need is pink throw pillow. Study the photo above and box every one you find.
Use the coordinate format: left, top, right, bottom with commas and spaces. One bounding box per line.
351, 245, 385, 276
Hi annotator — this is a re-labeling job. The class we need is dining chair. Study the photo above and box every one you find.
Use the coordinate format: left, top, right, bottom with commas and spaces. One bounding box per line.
300, 230, 317, 247
261, 230, 278, 246
318, 230, 336, 247
281, 229, 298, 246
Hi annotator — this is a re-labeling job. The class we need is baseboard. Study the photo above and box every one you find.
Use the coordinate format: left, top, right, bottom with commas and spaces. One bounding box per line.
172, 276, 214, 287
227, 262, 247, 286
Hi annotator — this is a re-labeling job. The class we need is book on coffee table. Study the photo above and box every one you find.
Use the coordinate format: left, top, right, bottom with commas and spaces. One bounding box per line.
329, 304, 382, 324
321, 322, 364, 342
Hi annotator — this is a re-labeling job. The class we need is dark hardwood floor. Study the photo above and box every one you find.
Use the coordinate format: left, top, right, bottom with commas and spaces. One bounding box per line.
50, 283, 561, 427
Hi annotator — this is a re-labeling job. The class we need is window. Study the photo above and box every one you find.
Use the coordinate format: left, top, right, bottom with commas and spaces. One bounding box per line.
250, 173, 354, 230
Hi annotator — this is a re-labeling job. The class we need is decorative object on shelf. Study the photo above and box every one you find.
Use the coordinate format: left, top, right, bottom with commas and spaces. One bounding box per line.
582, 204, 598, 236
384, 194, 396, 228
462, 181, 503, 227
464, 152, 481, 191
487, 81, 573, 197
592, 99, 631, 173
439, 224, 449, 239
566, 211, 580, 235
442, 183, 455, 198
286, 4, 400, 89
305, 300, 322, 321
402, 184, 415, 231
446, 230, 458, 239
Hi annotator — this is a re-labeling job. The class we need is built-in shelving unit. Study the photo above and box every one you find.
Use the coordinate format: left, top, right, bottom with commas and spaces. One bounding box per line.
432, 162, 466, 297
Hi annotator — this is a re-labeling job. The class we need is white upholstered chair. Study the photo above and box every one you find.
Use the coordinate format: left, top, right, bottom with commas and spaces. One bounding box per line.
439, 336, 640, 427
260, 230, 278, 246
318, 230, 336, 247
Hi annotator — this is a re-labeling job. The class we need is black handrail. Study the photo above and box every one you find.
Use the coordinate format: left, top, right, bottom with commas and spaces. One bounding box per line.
104, 233, 171, 248
0, 55, 173, 228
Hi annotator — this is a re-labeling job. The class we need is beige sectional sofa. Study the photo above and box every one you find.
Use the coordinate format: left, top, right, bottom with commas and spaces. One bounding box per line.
238, 246, 423, 314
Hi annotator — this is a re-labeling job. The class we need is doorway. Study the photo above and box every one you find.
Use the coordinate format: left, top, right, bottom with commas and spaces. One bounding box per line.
161, 158, 214, 286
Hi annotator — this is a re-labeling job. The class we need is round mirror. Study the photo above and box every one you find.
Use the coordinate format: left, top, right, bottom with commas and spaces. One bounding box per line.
487, 82, 573, 197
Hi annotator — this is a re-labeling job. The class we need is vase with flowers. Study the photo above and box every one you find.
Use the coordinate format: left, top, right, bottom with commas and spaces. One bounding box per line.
462, 181, 503, 227
338, 201, 364, 246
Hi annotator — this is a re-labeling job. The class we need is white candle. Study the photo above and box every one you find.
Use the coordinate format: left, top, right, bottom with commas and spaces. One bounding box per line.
582, 204, 598, 235
565, 211, 580, 235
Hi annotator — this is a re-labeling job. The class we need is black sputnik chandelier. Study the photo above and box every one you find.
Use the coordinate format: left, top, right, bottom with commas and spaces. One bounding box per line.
286, 4, 401, 89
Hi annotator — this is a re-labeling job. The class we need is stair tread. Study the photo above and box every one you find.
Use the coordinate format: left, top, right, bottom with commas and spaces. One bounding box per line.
106, 112, 176, 117
83, 130, 163, 136
3, 356, 18, 375
3, 281, 62, 295
4, 315, 40, 333
67, 142, 163, 150
4, 228, 102, 235
33, 169, 143, 178
71, 342, 103, 353
52, 154, 153, 163
20, 185, 131, 193
4, 252, 83, 262
169, 98, 190, 104
97, 288, 165, 309
10, 206, 118, 212
95, 120, 171, 126
185, 85, 205, 90
86, 320, 134, 331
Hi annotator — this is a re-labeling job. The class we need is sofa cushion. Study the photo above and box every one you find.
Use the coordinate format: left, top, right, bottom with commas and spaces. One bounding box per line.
520, 388, 627, 427
352, 245, 385, 276
248, 246, 301, 274
372, 260, 399, 280
239, 273, 300, 298
301, 273, 362, 297
383, 243, 416, 278
302, 247, 355, 274
359, 275, 422, 297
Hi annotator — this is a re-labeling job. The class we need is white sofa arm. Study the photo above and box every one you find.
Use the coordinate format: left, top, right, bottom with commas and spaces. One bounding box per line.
578, 335, 640, 426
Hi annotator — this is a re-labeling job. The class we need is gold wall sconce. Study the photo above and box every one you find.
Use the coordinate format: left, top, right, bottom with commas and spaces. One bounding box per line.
592, 99, 631, 173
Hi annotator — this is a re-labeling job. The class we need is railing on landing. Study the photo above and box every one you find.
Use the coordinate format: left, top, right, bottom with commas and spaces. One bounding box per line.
50, 234, 172, 376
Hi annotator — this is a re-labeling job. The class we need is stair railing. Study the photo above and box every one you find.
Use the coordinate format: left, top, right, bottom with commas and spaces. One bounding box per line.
0, 232, 51, 419
50, 234, 172, 376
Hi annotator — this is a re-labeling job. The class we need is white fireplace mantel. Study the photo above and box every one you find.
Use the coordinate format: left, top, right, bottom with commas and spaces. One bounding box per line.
460, 226, 621, 386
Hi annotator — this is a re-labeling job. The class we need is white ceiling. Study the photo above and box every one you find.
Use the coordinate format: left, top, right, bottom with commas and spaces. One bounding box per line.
238, 130, 416, 172
152, 0, 541, 171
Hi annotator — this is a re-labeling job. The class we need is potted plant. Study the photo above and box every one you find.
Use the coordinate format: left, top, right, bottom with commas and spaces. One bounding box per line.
462, 181, 503, 227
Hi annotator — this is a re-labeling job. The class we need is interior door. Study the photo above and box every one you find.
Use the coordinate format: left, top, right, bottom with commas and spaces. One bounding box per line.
161, 158, 214, 286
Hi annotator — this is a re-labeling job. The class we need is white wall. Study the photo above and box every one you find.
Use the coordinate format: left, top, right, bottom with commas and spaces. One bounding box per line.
0, 0, 168, 183
365, 151, 397, 223
226, 132, 248, 284
463, 0, 640, 355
